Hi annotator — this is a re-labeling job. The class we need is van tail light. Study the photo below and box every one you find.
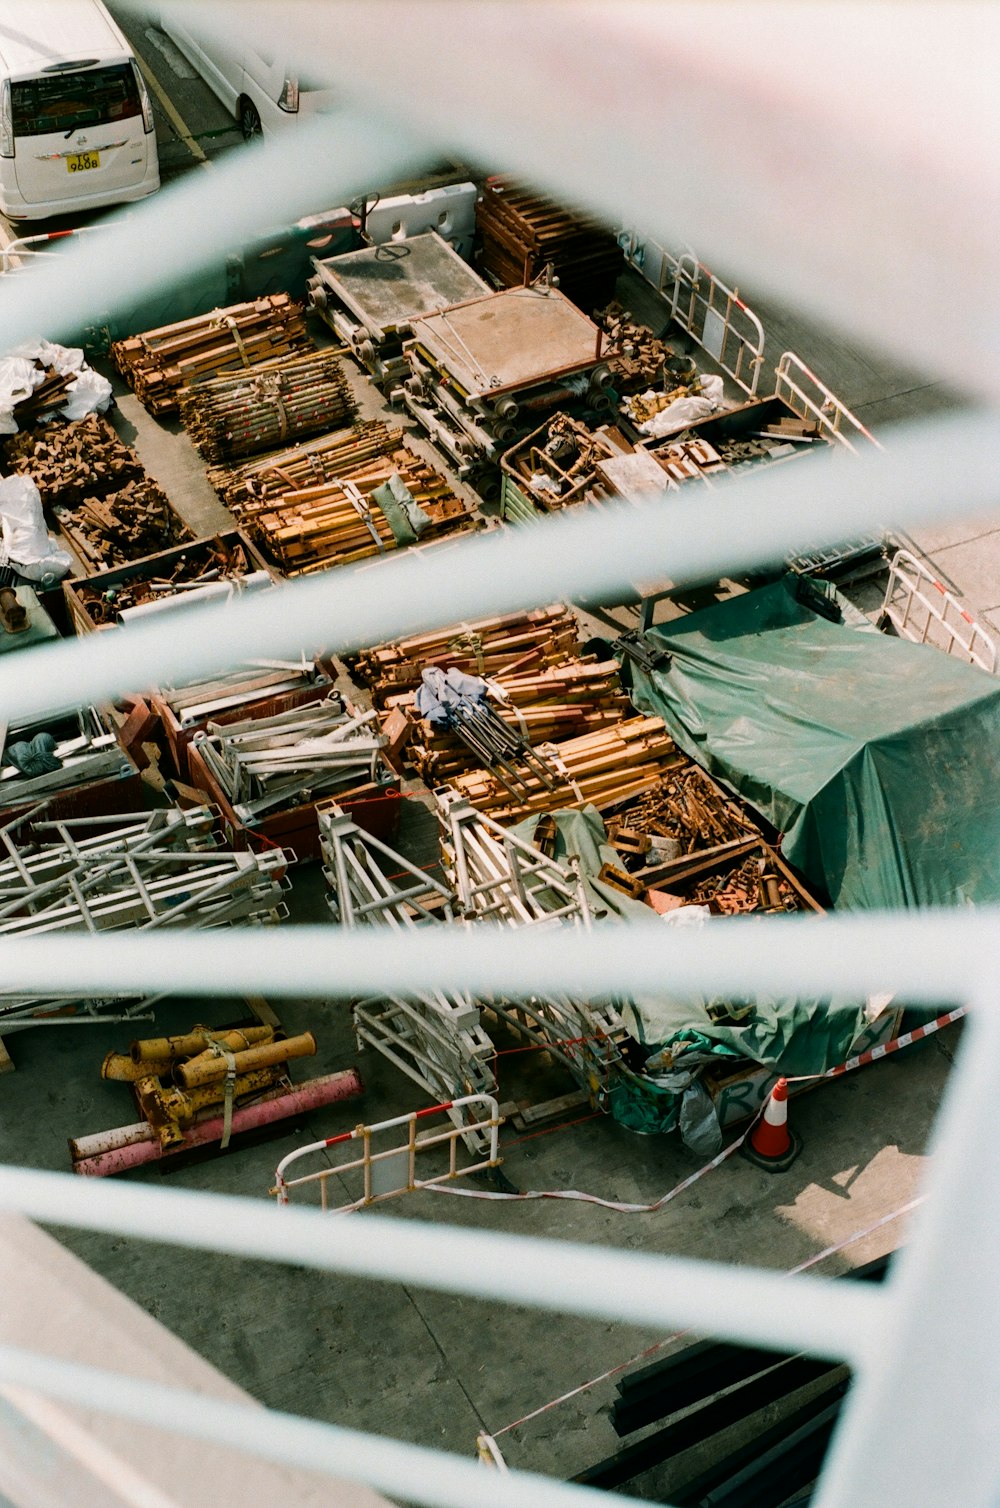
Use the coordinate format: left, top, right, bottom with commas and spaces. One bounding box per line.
0, 82, 13, 158
277, 76, 300, 113
131, 61, 155, 133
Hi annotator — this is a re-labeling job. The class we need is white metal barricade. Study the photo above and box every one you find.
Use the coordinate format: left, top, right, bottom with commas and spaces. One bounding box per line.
617, 231, 764, 395
775, 350, 881, 454
272, 1094, 502, 1212
0, 227, 102, 276
881, 548, 998, 673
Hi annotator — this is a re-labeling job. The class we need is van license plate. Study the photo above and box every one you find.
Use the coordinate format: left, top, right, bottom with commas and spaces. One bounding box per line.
66, 151, 100, 173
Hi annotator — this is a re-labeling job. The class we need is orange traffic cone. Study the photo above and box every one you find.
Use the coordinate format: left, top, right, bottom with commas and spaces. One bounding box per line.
741, 1078, 802, 1172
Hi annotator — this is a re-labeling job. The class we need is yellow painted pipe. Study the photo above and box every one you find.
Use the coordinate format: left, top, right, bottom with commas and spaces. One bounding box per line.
176, 1032, 317, 1089
101, 1051, 175, 1082
130, 1025, 274, 1064
162, 1067, 283, 1124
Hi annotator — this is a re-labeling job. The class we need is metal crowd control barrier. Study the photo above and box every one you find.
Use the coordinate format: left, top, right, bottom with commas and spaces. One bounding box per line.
881, 548, 998, 672
617, 230, 765, 395
774, 350, 880, 453
0, 226, 101, 275
272, 1094, 502, 1212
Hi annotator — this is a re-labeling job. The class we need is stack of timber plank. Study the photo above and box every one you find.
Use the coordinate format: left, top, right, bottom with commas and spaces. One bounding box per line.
208, 421, 403, 512
351, 605, 582, 705
239, 444, 477, 576
54, 480, 191, 571
3, 414, 145, 508
178, 350, 357, 463
400, 657, 630, 783
112, 295, 312, 416
475, 176, 624, 312
449, 715, 684, 822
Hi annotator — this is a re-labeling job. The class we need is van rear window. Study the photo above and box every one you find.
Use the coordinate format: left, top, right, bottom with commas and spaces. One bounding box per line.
12, 63, 141, 138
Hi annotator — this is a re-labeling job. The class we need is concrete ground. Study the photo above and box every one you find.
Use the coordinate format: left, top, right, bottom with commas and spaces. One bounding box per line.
0, 134, 988, 1500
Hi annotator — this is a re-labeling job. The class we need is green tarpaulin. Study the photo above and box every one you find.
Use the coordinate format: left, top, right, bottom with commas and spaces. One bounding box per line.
510, 805, 871, 1144
627, 575, 1000, 910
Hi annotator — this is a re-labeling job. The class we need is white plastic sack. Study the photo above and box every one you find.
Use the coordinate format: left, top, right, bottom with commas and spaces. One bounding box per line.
12, 338, 86, 377
0, 357, 46, 435
61, 366, 113, 420
0, 475, 73, 583
630, 374, 727, 438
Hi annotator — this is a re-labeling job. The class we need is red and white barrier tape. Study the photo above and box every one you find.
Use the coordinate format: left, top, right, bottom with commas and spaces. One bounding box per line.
786, 1006, 966, 1083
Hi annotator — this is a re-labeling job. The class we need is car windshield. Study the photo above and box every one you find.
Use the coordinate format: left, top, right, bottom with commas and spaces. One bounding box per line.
12, 63, 140, 137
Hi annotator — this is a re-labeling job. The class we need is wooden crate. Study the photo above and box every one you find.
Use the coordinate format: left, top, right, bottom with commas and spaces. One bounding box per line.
62, 530, 275, 636
186, 739, 401, 861
0, 757, 142, 831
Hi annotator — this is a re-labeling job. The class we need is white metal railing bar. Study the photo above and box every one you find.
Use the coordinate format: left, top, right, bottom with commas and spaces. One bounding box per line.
0, 410, 995, 730
0, 1345, 635, 1508
667, 252, 766, 395
0, 1164, 880, 1364
0, 911, 990, 1007
814, 1001, 1000, 1508
774, 351, 881, 454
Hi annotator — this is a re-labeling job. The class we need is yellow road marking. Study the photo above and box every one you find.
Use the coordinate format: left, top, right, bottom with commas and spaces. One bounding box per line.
132, 46, 212, 170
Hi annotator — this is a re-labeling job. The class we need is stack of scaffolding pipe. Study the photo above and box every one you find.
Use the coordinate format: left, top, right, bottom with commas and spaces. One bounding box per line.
179, 350, 357, 462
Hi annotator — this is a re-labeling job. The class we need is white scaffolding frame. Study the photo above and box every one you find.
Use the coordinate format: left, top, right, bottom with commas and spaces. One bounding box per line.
0, 2, 996, 1505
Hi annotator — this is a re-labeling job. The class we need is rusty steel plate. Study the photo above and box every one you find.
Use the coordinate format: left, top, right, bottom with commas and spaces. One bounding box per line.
311, 232, 489, 340
409, 285, 603, 397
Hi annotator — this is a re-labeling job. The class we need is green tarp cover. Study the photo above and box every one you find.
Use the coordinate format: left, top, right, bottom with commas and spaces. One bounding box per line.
510, 806, 870, 1137
627, 576, 1000, 910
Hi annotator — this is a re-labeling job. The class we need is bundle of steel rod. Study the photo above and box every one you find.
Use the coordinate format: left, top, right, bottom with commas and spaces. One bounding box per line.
178, 349, 357, 462
0, 706, 132, 805
3, 413, 146, 508
54, 480, 192, 570
351, 605, 582, 704
448, 715, 683, 822
401, 657, 629, 783
475, 176, 624, 311
111, 294, 312, 416
243, 447, 475, 575
100, 1024, 318, 1149
318, 802, 497, 1150
609, 765, 757, 854
192, 700, 387, 824
595, 302, 697, 395
156, 659, 332, 728
207, 421, 403, 512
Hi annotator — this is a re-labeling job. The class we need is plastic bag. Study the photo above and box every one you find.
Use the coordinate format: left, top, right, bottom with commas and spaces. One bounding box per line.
60, 366, 113, 420
11, 338, 86, 377
0, 475, 73, 582
678, 1079, 724, 1156
0, 357, 45, 434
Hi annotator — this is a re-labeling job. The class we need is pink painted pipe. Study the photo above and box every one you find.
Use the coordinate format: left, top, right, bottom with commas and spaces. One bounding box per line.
70, 1069, 364, 1176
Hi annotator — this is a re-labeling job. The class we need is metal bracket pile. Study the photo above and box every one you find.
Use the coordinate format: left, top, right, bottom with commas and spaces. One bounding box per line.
0, 806, 290, 1029
317, 803, 497, 1150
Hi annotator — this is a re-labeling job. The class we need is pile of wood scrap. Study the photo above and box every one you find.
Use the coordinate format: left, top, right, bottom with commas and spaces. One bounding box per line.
449, 715, 683, 822
596, 303, 696, 395
55, 480, 191, 570
239, 444, 477, 576
608, 765, 758, 856
112, 294, 312, 416
178, 350, 357, 463
3, 413, 145, 508
398, 657, 629, 783
476, 176, 623, 312
208, 421, 402, 512
191, 699, 388, 824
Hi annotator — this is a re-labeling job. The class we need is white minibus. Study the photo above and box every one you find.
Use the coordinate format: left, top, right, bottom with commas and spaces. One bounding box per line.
0, 0, 159, 221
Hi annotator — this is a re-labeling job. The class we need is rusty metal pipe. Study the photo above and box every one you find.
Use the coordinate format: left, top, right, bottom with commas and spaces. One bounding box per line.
130, 1024, 273, 1064
70, 1068, 365, 1176
176, 1031, 317, 1088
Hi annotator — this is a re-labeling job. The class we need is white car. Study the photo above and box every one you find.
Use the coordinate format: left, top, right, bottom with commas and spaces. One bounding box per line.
0, 0, 159, 221
158, 18, 335, 140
